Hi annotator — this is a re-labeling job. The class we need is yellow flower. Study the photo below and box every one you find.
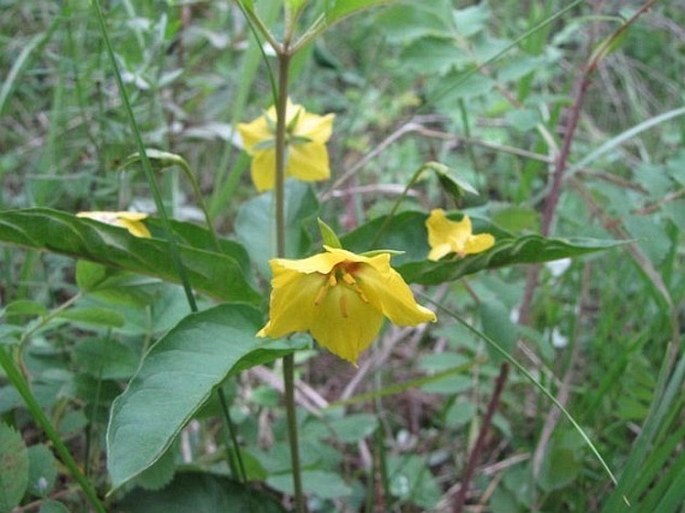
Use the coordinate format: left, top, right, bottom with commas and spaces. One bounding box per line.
77, 211, 151, 238
258, 246, 436, 364
426, 208, 494, 261
237, 99, 335, 192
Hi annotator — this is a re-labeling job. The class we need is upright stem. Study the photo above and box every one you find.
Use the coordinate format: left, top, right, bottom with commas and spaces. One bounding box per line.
274, 49, 305, 512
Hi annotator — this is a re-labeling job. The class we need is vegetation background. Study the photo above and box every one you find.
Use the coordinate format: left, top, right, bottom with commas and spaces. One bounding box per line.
1, 1, 684, 512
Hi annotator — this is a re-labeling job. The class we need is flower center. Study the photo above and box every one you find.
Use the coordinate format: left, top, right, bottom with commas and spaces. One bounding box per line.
313, 261, 369, 318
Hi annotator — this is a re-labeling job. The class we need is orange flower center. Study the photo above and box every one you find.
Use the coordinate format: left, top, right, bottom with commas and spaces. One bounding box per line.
313, 261, 369, 318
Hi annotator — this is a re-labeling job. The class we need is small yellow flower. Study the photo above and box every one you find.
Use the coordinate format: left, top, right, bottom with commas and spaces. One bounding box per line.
258, 246, 436, 364
426, 209, 494, 261
77, 211, 151, 238
237, 99, 335, 192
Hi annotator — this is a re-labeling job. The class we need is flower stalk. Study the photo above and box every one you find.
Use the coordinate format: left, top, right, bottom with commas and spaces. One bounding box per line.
274, 47, 305, 512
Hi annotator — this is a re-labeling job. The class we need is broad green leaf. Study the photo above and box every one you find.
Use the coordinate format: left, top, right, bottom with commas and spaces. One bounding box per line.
73, 338, 139, 380
115, 471, 286, 513
107, 304, 304, 489
325, 0, 394, 25
235, 181, 318, 276
0, 208, 259, 303
341, 211, 622, 285
0, 422, 29, 512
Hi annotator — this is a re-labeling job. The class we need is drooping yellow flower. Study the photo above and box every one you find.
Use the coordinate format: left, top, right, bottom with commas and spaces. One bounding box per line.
77, 211, 151, 238
237, 99, 335, 192
426, 209, 494, 261
258, 246, 436, 364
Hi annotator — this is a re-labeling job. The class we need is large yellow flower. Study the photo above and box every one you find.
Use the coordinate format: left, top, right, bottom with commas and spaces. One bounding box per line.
77, 211, 151, 238
426, 209, 494, 261
237, 99, 335, 192
258, 246, 436, 364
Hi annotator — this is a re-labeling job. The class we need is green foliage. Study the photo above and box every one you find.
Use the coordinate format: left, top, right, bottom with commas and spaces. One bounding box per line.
1, 0, 683, 512
0, 423, 29, 512
0, 208, 259, 302
107, 304, 305, 489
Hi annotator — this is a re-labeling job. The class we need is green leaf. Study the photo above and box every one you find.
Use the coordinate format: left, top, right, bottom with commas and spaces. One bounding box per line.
107, 304, 305, 489
3, 300, 48, 319
324, 0, 394, 25
0, 422, 29, 512
341, 211, 623, 285
317, 218, 342, 248
235, 181, 318, 276
26, 445, 57, 498
115, 471, 286, 513
38, 500, 70, 513
0, 208, 259, 303
58, 307, 125, 328
267, 470, 352, 499
131, 441, 177, 491
480, 299, 517, 364
73, 338, 139, 380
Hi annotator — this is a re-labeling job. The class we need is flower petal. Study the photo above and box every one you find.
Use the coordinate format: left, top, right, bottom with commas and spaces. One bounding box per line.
465, 233, 495, 254
251, 150, 276, 192
295, 112, 335, 144
237, 117, 271, 154
428, 243, 452, 262
257, 266, 323, 339
356, 255, 436, 326
117, 218, 151, 238
287, 142, 330, 183
308, 284, 384, 363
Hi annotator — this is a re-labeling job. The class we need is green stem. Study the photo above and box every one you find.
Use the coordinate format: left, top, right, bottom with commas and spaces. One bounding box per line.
371, 163, 427, 247
92, 0, 197, 313
0, 346, 107, 513
274, 48, 305, 512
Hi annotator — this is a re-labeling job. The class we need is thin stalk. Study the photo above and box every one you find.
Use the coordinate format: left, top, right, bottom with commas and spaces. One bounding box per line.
0, 346, 107, 513
92, 0, 197, 312
424, 297, 626, 501
274, 46, 305, 512
370, 163, 427, 247
217, 387, 248, 483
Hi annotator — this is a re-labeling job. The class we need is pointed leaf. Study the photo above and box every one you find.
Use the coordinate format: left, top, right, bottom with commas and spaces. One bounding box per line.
0, 208, 258, 303
107, 304, 304, 489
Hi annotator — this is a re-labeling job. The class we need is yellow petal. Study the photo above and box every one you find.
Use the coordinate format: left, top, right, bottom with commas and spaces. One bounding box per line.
287, 142, 330, 182
356, 254, 436, 326
117, 218, 151, 238
250, 150, 276, 192
269, 250, 344, 276
427, 243, 452, 262
237, 117, 271, 154
295, 112, 335, 144
77, 211, 150, 238
465, 233, 495, 255
258, 267, 322, 339
426, 209, 494, 259
307, 284, 384, 363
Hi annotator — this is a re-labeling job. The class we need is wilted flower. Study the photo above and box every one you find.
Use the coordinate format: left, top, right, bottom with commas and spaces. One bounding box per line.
426, 208, 494, 261
77, 211, 151, 238
258, 246, 436, 364
237, 99, 335, 192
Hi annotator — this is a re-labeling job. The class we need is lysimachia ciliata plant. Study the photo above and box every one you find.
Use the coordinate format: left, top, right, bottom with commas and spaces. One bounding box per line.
0, 1, 626, 512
